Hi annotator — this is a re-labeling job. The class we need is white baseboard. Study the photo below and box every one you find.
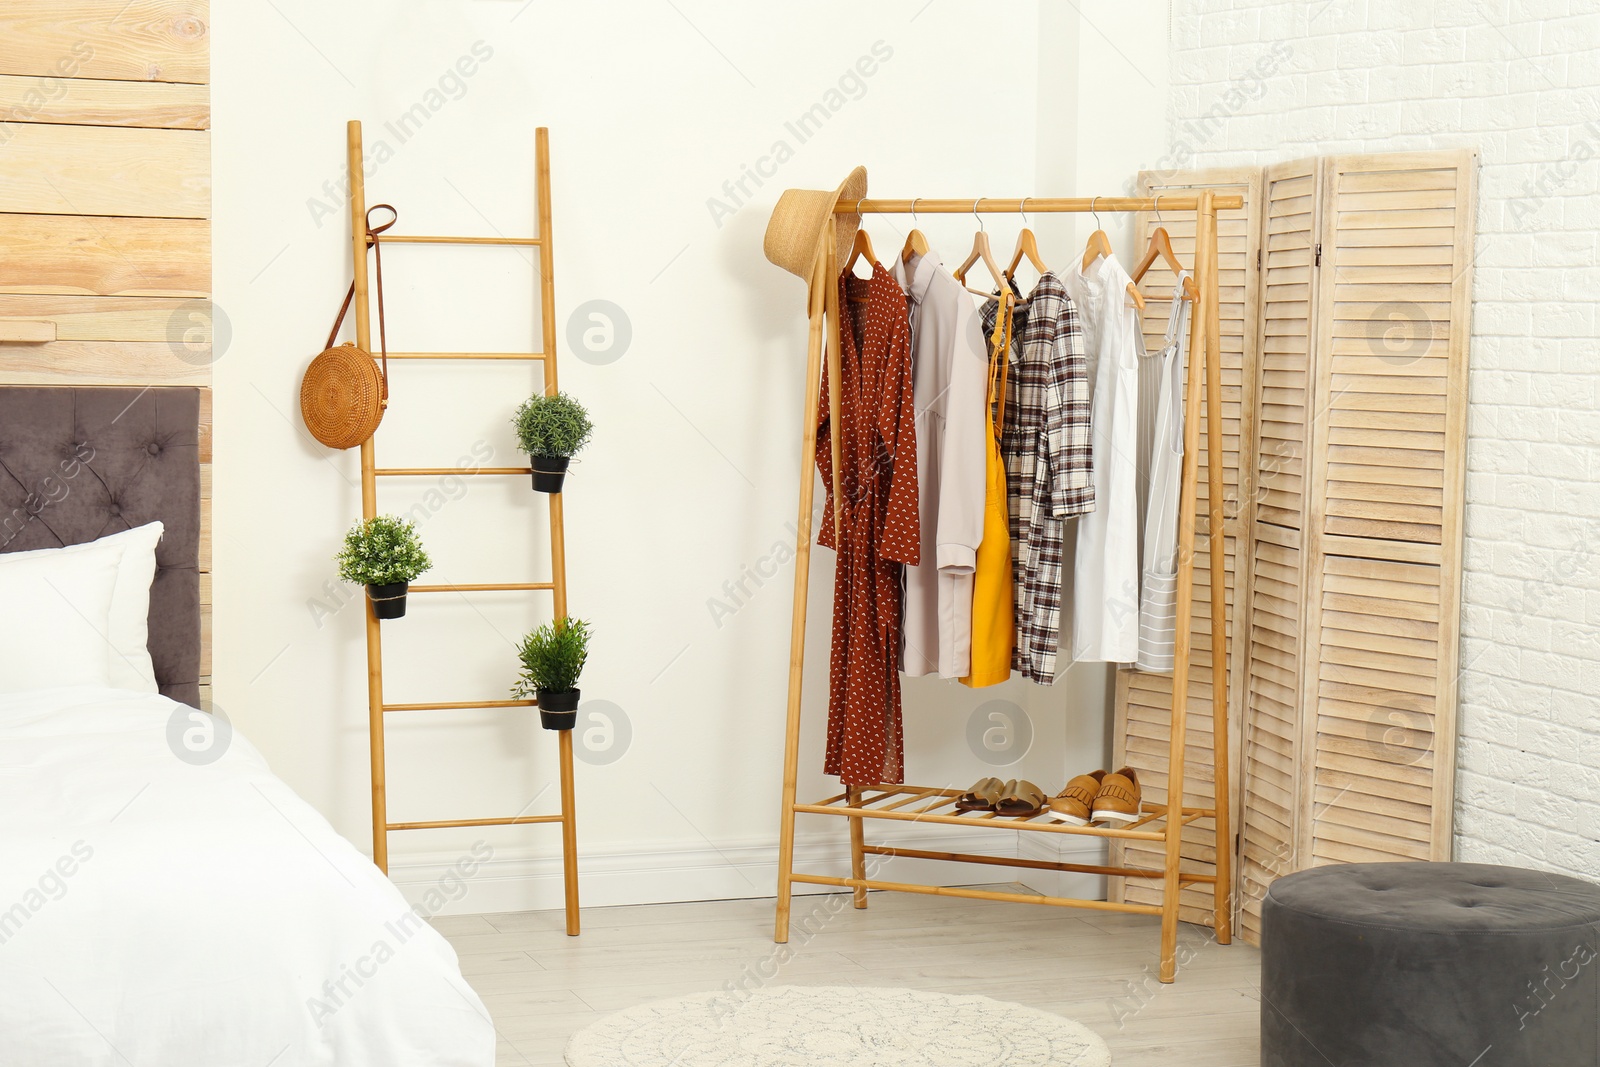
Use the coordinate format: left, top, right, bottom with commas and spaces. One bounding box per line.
389, 823, 1111, 916
1016, 827, 1111, 901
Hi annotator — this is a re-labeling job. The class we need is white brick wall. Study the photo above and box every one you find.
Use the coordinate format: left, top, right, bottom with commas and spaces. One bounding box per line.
1171, 0, 1600, 877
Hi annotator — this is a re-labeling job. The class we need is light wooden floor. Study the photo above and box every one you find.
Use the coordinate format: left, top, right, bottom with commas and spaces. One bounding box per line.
432, 885, 1261, 1066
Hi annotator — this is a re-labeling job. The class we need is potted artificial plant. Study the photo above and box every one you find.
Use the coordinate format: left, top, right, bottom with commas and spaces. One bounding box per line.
512, 617, 591, 731
513, 391, 593, 493
336, 515, 433, 620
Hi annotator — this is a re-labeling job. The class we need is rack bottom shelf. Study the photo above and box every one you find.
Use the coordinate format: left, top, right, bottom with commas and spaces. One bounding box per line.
794, 783, 1216, 841
787, 840, 1215, 919
792, 873, 1165, 916
855, 843, 1216, 885
780, 783, 1225, 961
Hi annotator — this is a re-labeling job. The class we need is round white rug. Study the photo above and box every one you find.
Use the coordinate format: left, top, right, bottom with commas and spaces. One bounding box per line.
565, 985, 1112, 1066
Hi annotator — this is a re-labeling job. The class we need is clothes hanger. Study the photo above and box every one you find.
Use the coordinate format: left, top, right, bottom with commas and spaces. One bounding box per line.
953, 199, 1007, 297
1005, 197, 1048, 282
1080, 197, 1115, 272
900, 197, 930, 264
844, 224, 877, 303
1130, 195, 1199, 302
844, 225, 877, 275
1080, 197, 1146, 310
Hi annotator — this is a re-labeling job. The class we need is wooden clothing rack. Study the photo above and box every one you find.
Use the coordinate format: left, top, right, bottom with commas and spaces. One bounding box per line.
773, 190, 1243, 982
343, 120, 580, 935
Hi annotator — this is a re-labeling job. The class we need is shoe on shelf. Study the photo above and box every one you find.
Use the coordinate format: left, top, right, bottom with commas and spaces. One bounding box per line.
1047, 770, 1107, 825
955, 776, 1005, 813
995, 780, 1048, 817
1091, 767, 1142, 825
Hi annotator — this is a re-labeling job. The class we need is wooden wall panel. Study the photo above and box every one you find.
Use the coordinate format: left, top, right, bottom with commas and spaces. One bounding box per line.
0, 1, 212, 697
0, 125, 208, 217
1113, 167, 1264, 925
0, 75, 208, 129
0, 343, 209, 386
0, 295, 206, 341
0, 2, 208, 84
0, 215, 210, 298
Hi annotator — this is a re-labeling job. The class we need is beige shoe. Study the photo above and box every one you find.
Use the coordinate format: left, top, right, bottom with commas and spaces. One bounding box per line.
955, 776, 1005, 813
995, 779, 1048, 817
1091, 767, 1142, 825
1047, 770, 1107, 825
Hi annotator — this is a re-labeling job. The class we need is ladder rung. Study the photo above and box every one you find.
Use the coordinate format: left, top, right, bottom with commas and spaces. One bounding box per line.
387, 352, 546, 361
388, 814, 563, 830
374, 467, 532, 476
408, 582, 554, 593
381, 235, 541, 246
384, 699, 536, 712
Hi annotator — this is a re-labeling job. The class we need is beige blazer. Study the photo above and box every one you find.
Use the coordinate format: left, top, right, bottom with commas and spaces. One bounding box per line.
891, 252, 990, 678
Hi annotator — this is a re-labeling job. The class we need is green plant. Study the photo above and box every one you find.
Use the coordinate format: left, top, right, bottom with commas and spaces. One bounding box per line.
512, 617, 591, 697
513, 392, 593, 458
335, 515, 433, 586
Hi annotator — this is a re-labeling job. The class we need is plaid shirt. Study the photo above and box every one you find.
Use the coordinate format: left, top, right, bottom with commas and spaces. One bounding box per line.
981, 272, 1093, 683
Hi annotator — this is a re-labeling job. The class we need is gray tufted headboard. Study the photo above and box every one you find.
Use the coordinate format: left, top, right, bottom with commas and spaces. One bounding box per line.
0, 387, 202, 707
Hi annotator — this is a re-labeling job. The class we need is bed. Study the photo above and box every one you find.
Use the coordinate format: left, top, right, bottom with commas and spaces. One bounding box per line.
0, 388, 494, 1066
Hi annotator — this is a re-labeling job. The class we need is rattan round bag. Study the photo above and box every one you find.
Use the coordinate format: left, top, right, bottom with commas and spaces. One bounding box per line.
300, 204, 396, 450
301, 341, 385, 449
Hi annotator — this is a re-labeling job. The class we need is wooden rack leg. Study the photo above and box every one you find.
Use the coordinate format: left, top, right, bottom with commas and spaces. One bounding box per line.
847, 789, 868, 909
1202, 192, 1233, 947
774, 250, 829, 945
1159, 192, 1217, 983
558, 728, 580, 935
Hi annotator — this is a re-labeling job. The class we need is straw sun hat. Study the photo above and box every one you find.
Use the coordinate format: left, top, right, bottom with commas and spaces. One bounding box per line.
763, 166, 868, 281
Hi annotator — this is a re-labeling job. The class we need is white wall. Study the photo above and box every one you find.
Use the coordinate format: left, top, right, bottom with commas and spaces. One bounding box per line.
1169, 0, 1600, 877
1022, 0, 1175, 891
213, 1, 1170, 913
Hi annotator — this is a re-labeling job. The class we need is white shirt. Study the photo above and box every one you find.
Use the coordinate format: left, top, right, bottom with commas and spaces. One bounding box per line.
1063, 253, 1144, 664
890, 251, 990, 678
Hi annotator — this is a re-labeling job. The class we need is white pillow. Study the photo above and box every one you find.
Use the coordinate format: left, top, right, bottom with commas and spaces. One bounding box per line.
3, 522, 164, 692
0, 545, 122, 693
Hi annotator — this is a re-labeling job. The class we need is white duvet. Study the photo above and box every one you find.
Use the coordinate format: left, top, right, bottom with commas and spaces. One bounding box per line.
0, 687, 494, 1066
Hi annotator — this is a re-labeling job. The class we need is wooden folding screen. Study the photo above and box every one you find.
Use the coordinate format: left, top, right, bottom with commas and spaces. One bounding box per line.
1116, 151, 1477, 942
1235, 151, 1472, 940
1234, 158, 1320, 941
1111, 168, 1263, 923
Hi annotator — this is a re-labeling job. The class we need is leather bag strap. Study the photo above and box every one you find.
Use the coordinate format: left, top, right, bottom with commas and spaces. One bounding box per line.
325, 204, 400, 400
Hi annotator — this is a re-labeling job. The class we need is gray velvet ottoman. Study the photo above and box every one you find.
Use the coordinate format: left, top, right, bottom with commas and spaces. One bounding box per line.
1261, 862, 1600, 1066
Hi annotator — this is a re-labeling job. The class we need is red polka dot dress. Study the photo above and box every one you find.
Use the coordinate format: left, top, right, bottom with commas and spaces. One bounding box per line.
817, 263, 920, 787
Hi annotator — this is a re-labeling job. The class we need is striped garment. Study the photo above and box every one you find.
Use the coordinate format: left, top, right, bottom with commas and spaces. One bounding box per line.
981, 272, 1094, 684
1136, 274, 1192, 673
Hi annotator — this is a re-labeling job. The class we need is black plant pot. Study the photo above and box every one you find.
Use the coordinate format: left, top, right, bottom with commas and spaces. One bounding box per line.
537, 687, 579, 731
368, 581, 409, 620
530, 455, 569, 494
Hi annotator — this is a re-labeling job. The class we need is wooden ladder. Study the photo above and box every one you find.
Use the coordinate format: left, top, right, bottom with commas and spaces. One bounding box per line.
344, 119, 579, 936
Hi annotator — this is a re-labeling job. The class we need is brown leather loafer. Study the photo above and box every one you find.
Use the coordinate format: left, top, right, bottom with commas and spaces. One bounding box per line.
1047, 770, 1107, 825
1091, 767, 1142, 825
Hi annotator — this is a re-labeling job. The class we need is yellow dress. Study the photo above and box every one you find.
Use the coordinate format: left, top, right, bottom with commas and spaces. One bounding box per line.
961, 292, 1015, 688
